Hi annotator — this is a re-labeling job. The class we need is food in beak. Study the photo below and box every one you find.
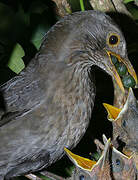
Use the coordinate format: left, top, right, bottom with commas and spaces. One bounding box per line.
107, 51, 137, 90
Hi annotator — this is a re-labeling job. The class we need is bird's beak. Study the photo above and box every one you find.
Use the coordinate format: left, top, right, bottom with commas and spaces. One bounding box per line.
98, 138, 111, 169
103, 88, 136, 121
103, 103, 121, 121
125, 88, 137, 106
64, 139, 111, 172
102, 136, 132, 161
106, 51, 138, 92
64, 147, 96, 171
113, 145, 132, 160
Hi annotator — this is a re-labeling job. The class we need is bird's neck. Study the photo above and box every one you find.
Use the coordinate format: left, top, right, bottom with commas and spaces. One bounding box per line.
53, 62, 95, 146
54, 62, 95, 107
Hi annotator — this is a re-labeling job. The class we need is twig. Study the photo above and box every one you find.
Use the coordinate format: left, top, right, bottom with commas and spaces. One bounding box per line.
89, 0, 115, 12
40, 170, 65, 180
135, 0, 138, 6
25, 174, 42, 180
94, 139, 104, 151
112, 0, 132, 17
51, 0, 72, 17
89, 0, 132, 17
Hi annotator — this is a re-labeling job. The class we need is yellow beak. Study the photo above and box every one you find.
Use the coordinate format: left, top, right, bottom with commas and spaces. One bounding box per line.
64, 147, 96, 171
103, 103, 121, 120
106, 51, 137, 92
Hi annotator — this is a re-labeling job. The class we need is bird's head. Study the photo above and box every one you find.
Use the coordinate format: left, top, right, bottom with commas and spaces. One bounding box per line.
103, 88, 138, 152
102, 135, 136, 179
57, 11, 137, 93
64, 139, 111, 180
83, 11, 137, 92
64, 137, 136, 180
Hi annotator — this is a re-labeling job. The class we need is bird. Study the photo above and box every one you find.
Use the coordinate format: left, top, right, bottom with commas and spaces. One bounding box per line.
0, 10, 137, 179
103, 88, 138, 150
65, 138, 112, 180
103, 88, 138, 170
64, 136, 137, 180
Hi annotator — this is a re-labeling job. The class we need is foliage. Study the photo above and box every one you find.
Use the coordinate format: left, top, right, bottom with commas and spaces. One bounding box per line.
124, 0, 134, 3
0, 0, 138, 179
0, 0, 137, 77
8, 43, 25, 74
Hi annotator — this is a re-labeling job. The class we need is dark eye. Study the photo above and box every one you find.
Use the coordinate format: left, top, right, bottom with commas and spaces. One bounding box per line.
79, 175, 85, 180
122, 120, 126, 127
116, 159, 121, 166
112, 154, 124, 172
108, 34, 120, 46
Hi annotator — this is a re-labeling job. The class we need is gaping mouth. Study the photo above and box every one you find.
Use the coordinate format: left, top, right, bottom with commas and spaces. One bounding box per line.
106, 51, 137, 92
64, 138, 111, 172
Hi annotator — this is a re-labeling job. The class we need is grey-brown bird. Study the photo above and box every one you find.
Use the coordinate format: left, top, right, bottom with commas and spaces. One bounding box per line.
103, 88, 138, 170
65, 139, 112, 180
64, 137, 137, 180
0, 11, 137, 179
103, 88, 138, 151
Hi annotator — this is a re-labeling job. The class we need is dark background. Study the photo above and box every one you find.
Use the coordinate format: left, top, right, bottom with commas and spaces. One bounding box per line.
0, 0, 137, 179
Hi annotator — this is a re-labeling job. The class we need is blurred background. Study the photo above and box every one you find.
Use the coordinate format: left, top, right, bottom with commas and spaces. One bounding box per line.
0, 0, 137, 179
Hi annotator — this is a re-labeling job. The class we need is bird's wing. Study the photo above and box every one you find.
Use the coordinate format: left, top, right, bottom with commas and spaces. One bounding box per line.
0, 66, 46, 121
0, 53, 67, 126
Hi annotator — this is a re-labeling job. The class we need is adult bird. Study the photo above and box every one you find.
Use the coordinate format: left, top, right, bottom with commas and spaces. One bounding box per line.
0, 11, 137, 179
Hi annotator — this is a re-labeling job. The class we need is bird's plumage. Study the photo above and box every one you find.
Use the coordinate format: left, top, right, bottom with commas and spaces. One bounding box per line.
103, 88, 138, 152
119, 88, 138, 151
65, 136, 137, 180
0, 10, 136, 179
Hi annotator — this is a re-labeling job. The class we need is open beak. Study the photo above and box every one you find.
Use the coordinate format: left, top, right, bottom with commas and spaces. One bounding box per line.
103, 103, 121, 121
106, 51, 137, 92
64, 147, 96, 171
103, 88, 136, 121
64, 139, 111, 172
98, 138, 111, 169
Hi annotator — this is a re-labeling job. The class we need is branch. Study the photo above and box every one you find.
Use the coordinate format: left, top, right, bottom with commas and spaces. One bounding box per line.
89, 0, 115, 12
51, 0, 72, 17
112, 0, 132, 16
89, 0, 132, 17
135, 0, 138, 6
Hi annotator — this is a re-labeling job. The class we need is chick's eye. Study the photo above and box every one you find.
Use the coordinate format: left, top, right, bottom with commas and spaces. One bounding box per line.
122, 120, 126, 127
79, 175, 85, 180
116, 159, 121, 166
108, 34, 120, 46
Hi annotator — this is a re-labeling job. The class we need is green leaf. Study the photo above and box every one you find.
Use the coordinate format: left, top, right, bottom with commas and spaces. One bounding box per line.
124, 0, 134, 3
31, 25, 49, 50
8, 43, 25, 74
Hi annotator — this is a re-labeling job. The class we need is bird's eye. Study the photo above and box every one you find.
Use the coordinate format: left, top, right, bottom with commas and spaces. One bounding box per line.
116, 159, 121, 166
122, 120, 126, 127
112, 154, 124, 172
107, 33, 120, 46
79, 175, 85, 180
